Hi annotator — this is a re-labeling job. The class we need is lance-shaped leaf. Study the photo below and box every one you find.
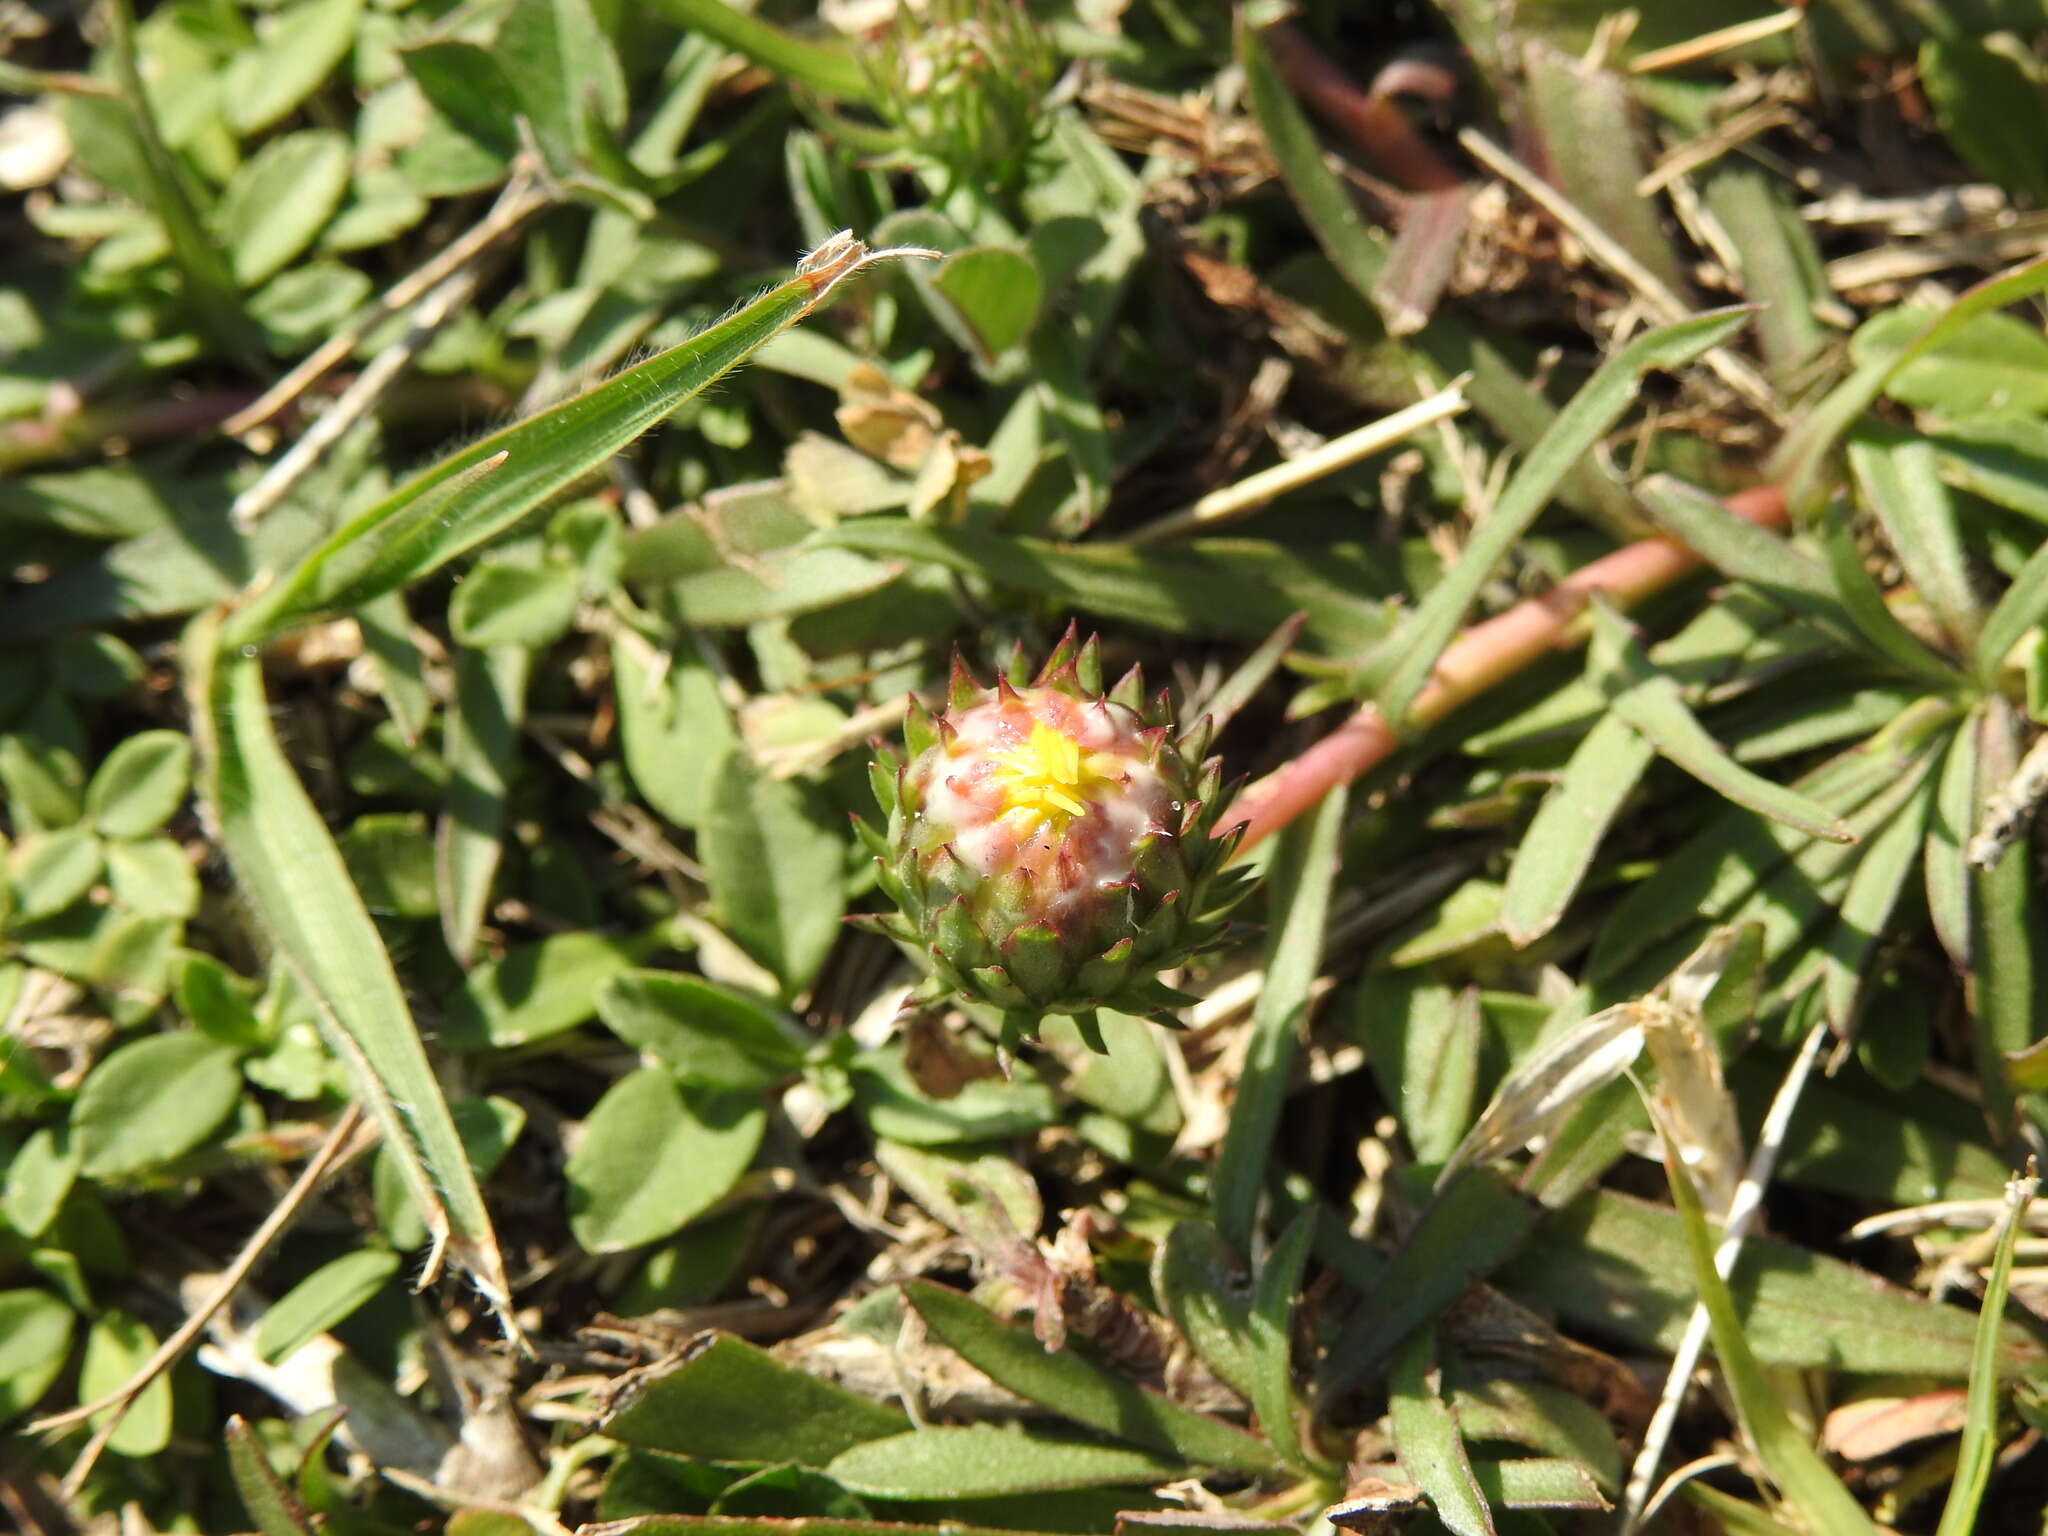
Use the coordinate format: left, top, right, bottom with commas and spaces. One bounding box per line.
1372, 308, 1752, 727
230, 235, 926, 640
186, 614, 517, 1333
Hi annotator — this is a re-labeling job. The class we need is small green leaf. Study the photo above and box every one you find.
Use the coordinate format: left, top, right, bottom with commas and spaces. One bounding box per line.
216, 128, 352, 288
441, 929, 658, 1050
700, 749, 845, 995
599, 1331, 907, 1465
826, 1425, 1180, 1499
256, 1249, 403, 1365
596, 971, 804, 1089
84, 728, 192, 838
74, 1031, 242, 1178
566, 1067, 764, 1253
9, 827, 102, 918
221, 0, 363, 137
104, 837, 200, 918
934, 247, 1042, 360
80, 1310, 172, 1457
1, 1126, 78, 1240
497, 0, 628, 166
1922, 36, 2048, 207
398, 40, 521, 159
0, 1289, 75, 1422
449, 563, 581, 650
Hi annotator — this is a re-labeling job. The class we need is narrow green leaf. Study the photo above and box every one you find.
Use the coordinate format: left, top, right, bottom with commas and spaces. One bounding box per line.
1501, 713, 1655, 946
1817, 758, 1938, 1026
1501, 1187, 2028, 1377
826, 1426, 1180, 1499
233, 239, 920, 639
1321, 1169, 1539, 1398
99, 0, 260, 361
1848, 432, 1982, 651
255, 1249, 402, 1366
1388, 1330, 1494, 1536
1926, 725, 1978, 971
1936, 1172, 2039, 1536
1249, 1208, 1319, 1471
1213, 782, 1346, 1248
903, 1281, 1282, 1475
1771, 251, 2048, 512
187, 616, 516, 1324
1593, 608, 1852, 842
436, 647, 529, 966
226, 1415, 318, 1536
1651, 1107, 1879, 1536
639, 0, 875, 101
1971, 698, 2033, 1136
1922, 36, 2048, 203
1374, 309, 1752, 726
1976, 537, 2048, 684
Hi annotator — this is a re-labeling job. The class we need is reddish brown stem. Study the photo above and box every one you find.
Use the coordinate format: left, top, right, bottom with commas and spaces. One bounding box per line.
1262, 21, 1467, 195
1226, 484, 1791, 851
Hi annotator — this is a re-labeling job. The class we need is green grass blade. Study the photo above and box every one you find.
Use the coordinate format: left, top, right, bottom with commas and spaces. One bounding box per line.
1934, 1168, 2038, 1536
1593, 607, 1853, 842
1212, 782, 1347, 1249
186, 613, 518, 1333
1388, 1329, 1495, 1536
1819, 504, 1970, 687
436, 647, 529, 967
1373, 308, 1752, 727
233, 238, 922, 640
1847, 433, 1983, 652
1651, 1099, 1879, 1536
640, 0, 873, 101
1501, 713, 1655, 946
1975, 537, 2048, 684
1772, 251, 2048, 512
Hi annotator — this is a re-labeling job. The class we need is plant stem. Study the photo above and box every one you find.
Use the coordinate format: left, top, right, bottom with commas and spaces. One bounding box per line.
1225, 484, 1789, 851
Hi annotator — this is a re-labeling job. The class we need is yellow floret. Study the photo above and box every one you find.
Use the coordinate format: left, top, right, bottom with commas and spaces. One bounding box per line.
990, 720, 1122, 829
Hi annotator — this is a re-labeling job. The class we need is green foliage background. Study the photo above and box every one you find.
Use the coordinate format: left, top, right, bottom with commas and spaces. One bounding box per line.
5, 1, 2048, 1532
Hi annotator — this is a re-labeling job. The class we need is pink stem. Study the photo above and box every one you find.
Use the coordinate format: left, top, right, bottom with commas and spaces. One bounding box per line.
1226, 485, 1790, 851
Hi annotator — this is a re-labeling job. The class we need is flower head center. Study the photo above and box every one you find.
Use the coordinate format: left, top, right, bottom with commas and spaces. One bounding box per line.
989, 720, 1123, 830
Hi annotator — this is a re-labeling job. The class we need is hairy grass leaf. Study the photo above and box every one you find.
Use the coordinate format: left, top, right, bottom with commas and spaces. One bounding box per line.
187, 617, 516, 1325
1500, 713, 1655, 946
232, 240, 919, 639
